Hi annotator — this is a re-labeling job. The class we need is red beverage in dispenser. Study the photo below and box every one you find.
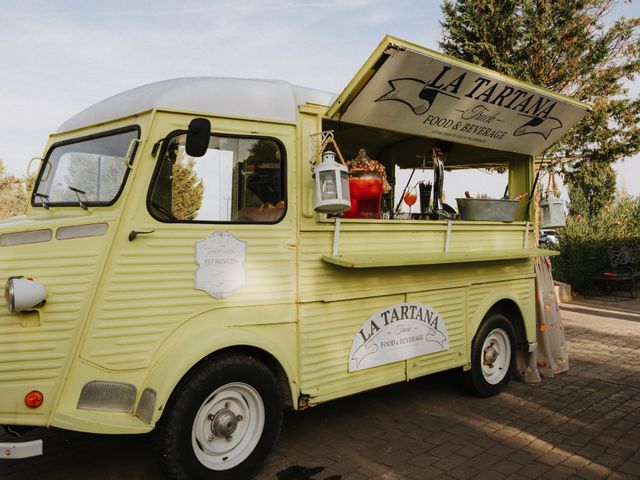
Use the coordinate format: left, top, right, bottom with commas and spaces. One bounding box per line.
343, 173, 383, 219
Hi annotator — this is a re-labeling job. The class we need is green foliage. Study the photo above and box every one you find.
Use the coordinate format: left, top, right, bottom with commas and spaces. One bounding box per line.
440, 0, 524, 77
565, 161, 617, 217
0, 160, 31, 219
550, 196, 640, 291
440, 0, 640, 206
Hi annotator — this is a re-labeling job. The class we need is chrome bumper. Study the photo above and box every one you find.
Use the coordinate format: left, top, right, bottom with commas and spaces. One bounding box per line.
1, 439, 43, 459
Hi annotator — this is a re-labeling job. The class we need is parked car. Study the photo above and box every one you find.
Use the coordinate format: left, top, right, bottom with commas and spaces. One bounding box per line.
540, 230, 559, 245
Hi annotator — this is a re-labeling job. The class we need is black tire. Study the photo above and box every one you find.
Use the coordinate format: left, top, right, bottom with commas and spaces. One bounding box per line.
156, 354, 283, 480
465, 313, 516, 398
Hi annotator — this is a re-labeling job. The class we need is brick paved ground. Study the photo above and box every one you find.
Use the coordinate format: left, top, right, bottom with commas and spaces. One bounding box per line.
1, 297, 639, 479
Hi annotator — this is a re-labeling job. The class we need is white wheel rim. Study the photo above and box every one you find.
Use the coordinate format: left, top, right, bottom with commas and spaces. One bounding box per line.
191, 382, 265, 471
481, 328, 511, 385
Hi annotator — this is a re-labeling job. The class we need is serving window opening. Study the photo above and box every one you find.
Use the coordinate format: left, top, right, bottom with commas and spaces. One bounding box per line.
322, 119, 529, 222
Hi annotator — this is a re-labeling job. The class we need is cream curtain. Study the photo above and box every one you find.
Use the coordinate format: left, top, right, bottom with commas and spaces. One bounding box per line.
517, 256, 569, 383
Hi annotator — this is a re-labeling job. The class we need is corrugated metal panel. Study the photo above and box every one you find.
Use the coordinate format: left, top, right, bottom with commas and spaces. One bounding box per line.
0, 245, 105, 420
298, 223, 536, 403
299, 294, 406, 404
449, 229, 525, 252
82, 226, 296, 370
406, 288, 467, 379
299, 223, 532, 300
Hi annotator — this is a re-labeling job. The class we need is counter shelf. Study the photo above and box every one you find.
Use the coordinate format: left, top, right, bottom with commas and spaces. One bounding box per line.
322, 248, 557, 269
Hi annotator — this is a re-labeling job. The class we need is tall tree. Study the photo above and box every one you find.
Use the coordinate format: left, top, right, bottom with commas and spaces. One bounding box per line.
440, 0, 640, 214
565, 161, 617, 217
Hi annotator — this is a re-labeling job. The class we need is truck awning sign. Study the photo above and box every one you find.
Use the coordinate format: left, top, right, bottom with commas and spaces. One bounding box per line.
327, 36, 590, 156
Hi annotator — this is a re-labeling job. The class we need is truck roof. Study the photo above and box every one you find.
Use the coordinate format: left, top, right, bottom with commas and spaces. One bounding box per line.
57, 77, 337, 133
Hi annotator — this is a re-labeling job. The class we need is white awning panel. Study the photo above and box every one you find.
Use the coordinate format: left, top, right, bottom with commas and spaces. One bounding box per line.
328, 37, 590, 156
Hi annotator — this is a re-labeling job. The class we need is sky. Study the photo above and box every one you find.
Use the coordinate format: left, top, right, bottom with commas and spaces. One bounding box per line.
1, 0, 638, 199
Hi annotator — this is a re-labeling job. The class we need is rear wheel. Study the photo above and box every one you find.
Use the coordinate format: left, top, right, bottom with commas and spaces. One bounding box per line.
157, 355, 283, 480
465, 313, 515, 397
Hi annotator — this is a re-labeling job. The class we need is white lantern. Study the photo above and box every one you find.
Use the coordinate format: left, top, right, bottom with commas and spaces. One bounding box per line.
313, 151, 351, 213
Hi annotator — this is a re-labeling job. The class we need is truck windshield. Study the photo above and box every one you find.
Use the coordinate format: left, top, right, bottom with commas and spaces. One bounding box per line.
33, 128, 139, 207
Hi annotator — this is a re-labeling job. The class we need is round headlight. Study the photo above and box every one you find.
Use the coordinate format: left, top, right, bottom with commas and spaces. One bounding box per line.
4, 276, 18, 313
4, 276, 46, 313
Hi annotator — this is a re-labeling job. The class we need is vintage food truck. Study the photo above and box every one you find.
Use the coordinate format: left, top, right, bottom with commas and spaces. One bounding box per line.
1, 36, 588, 479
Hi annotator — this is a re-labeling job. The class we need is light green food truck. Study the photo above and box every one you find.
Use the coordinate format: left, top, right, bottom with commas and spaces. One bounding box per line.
1, 36, 588, 479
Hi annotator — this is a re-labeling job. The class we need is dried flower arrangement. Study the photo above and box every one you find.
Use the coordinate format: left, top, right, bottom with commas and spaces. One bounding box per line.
346, 148, 391, 192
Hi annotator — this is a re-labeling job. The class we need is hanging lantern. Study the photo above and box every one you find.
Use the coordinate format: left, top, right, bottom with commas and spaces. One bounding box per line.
313, 151, 351, 213
540, 194, 566, 228
540, 172, 565, 228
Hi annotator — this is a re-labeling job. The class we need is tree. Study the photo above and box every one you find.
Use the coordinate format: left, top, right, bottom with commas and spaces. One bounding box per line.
440, 0, 640, 215
0, 160, 31, 219
565, 161, 617, 217
171, 154, 204, 221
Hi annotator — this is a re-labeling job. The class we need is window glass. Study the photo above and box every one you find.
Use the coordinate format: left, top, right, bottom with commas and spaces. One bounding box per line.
150, 134, 285, 223
33, 129, 138, 206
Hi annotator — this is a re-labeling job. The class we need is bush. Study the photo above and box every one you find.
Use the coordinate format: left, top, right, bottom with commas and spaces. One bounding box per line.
0, 160, 32, 219
550, 197, 640, 292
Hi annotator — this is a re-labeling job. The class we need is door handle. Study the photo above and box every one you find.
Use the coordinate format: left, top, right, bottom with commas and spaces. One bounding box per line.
128, 229, 155, 241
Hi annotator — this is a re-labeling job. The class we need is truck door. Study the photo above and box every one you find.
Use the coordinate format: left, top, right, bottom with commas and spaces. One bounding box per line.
79, 115, 298, 372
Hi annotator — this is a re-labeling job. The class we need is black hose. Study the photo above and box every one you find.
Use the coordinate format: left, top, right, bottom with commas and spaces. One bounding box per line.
525, 150, 548, 221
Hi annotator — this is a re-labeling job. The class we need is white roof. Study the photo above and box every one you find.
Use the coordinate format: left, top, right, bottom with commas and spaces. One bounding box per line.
57, 77, 337, 132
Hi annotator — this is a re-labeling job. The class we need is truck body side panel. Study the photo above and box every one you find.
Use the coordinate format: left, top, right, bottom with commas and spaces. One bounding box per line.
296, 223, 536, 404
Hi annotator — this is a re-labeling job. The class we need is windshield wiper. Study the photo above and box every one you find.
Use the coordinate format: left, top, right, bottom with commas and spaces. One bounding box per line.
68, 186, 89, 211
33, 193, 50, 210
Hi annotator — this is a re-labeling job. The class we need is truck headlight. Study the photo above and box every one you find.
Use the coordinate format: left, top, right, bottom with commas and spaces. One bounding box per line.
4, 277, 47, 313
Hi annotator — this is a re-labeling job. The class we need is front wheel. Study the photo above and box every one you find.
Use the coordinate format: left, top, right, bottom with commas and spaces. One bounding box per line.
465, 313, 515, 397
156, 355, 283, 480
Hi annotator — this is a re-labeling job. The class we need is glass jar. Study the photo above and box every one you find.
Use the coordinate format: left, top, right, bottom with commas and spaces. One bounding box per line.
343, 172, 383, 219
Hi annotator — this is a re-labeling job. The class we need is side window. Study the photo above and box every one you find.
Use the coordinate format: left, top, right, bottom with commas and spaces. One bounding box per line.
149, 134, 285, 223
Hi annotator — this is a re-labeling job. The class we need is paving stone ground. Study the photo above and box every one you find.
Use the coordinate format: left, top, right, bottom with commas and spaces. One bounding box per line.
1, 296, 639, 479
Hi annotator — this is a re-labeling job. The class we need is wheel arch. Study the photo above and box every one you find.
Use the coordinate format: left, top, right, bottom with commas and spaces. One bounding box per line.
141, 321, 298, 427
181, 345, 294, 409
485, 299, 527, 349
469, 291, 533, 351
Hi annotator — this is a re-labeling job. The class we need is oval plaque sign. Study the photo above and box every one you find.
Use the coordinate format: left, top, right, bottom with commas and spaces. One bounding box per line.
349, 302, 449, 372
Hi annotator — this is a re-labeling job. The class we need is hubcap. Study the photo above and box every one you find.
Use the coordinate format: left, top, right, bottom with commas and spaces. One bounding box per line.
483, 343, 499, 367
480, 328, 511, 385
211, 408, 238, 438
192, 382, 265, 471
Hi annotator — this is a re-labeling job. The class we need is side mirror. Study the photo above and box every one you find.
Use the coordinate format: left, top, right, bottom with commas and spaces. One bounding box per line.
185, 118, 211, 157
